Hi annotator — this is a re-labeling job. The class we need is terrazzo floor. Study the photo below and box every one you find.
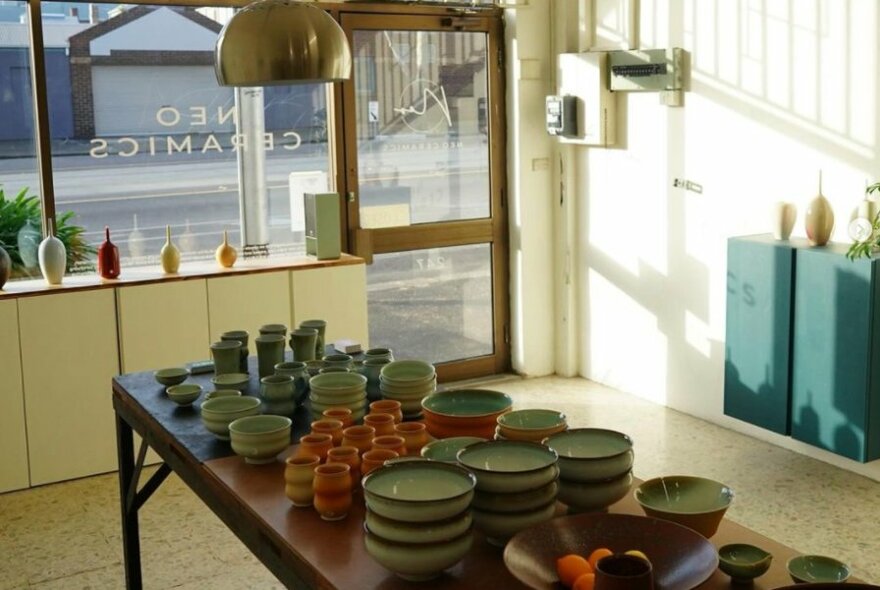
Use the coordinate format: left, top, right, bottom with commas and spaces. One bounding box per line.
2, 375, 879, 589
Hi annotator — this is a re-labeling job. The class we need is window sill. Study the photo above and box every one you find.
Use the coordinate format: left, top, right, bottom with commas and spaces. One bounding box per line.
0, 253, 364, 300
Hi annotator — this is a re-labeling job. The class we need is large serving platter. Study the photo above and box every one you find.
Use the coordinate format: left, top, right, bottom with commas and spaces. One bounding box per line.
503, 512, 718, 590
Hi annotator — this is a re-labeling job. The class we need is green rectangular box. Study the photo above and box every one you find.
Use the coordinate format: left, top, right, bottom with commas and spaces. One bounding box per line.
305, 192, 341, 260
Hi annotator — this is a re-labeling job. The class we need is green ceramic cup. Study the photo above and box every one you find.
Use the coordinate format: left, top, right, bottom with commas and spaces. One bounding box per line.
290, 328, 318, 362
718, 543, 772, 583
255, 334, 286, 378
211, 340, 242, 376
299, 319, 326, 357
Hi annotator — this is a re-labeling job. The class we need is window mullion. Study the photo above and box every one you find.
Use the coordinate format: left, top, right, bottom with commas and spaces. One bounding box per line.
26, 0, 56, 234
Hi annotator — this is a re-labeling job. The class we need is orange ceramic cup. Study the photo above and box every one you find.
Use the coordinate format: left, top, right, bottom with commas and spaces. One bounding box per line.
369, 400, 403, 424
341, 425, 376, 455
297, 433, 333, 462
361, 449, 399, 476
371, 434, 406, 456
327, 445, 361, 490
323, 407, 354, 428
311, 418, 345, 446
363, 413, 396, 437
394, 422, 429, 456
313, 463, 353, 521
284, 454, 320, 507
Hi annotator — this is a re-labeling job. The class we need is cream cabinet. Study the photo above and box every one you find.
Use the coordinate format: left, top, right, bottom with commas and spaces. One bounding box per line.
0, 299, 29, 492
291, 264, 369, 349
207, 272, 292, 343
117, 280, 211, 372
18, 290, 119, 485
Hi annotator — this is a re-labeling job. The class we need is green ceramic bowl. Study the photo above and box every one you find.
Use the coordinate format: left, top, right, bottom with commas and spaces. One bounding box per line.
154, 367, 189, 387
634, 475, 734, 538
362, 460, 476, 523
363, 525, 473, 582
718, 543, 773, 583
212, 373, 250, 393
544, 428, 634, 482
557, 470, 633, 513
456, 440, 559, 494
364, 508, 472, 545
496, 409, 567, 442
204, 389, 242, 401
380, 360, 436, 383
200, 395, 261, 440
309, 371, 367, 391
786, 555, 851, 584
471, 479, 559, 513
228, 414, 292, 464
166, 384, 202, 406
471, 500, 556, 546
421, 437, 486, 462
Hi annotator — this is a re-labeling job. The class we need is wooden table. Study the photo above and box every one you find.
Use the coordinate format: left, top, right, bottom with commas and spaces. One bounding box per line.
112, 366, 857, 589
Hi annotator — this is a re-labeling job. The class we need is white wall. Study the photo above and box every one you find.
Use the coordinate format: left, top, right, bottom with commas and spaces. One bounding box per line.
565, 0, 880, 479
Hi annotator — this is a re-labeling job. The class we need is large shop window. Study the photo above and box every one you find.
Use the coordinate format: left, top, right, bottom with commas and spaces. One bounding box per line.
3, 3, 334, 275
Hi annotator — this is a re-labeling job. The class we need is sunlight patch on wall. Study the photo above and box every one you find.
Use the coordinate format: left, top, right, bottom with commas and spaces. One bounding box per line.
684, 309, 711, 358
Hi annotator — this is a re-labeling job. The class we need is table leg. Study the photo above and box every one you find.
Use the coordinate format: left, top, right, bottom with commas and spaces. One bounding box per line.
116, 411, 142, 590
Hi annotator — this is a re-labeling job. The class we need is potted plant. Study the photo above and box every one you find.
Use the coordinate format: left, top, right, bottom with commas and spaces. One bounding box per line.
847, 182, 880, 260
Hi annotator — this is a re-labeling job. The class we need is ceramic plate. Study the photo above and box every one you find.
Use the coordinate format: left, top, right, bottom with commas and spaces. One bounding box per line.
503, 512, 718, 590
422, 389, 513, 418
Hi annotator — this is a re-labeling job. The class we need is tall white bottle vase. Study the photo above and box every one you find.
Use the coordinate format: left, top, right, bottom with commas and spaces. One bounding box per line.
771, 202, 797, 240
38, 219, 67, 285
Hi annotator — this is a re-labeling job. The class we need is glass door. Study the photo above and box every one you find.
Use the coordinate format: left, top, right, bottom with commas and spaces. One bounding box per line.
339, 12, 508, 381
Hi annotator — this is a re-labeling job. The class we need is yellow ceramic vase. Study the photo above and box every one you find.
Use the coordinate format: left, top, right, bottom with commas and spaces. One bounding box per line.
215, 230, 238, 268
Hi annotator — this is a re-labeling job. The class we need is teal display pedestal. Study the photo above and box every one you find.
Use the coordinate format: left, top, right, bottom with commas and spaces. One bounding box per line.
791, 244, 880, 462
724, 235, 801, 435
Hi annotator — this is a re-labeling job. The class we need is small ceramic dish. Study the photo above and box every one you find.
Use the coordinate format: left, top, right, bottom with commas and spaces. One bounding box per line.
204, 388, 242, 401
456, 440, 559, 493
212, 372, 250, 393
421, 436, 486, 462
786, 555, 851, 584
496, 409, 567, 442
200, 395, 261, 440
634, 475, 734, 538
154, 367, 189, 387
718, 543, 772, 583
380, 360, 436, 383
228, 414, 292, 465
166, 384, 202, 406
543, 428, 634, 482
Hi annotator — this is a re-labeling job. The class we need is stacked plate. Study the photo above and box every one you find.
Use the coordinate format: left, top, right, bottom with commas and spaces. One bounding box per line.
362, 460, 476, 581
456, 440, 559, 547
308, 372, 368, 423
495, 408, 568, 442
379, 360, 436, 419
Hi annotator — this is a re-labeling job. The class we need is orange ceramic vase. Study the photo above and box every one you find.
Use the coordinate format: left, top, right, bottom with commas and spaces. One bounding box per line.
327, 446, 361, 490
371, 435, 406, 456
341, 425, 376, 455
369, 400, 403, 424
364, 413, 396, 437
361, 449, 399, 476
284, 454, 320, 507
323, 407, 354, 428
395, 422, 429, 456
311, 419, 344, 446
313, 463, 352, 521
297, 433, 333, 462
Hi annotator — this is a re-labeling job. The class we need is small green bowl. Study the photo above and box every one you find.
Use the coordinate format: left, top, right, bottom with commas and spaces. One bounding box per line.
205, 389, 242, 401
786, 555, 850, 584
718, 543, 773, 583
421, 437, 486, 462
228, 414, 292, 464
166, 384, 202, 406
154, 367, 189, 387
212, 372, 250, 393
380, 360, 436, 383
456, 440, 559, 494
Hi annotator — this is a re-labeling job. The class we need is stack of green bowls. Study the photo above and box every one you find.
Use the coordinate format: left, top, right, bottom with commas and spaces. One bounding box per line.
308, 372, 368, 422
362, 460, 477, 581
379, 360, 436, 419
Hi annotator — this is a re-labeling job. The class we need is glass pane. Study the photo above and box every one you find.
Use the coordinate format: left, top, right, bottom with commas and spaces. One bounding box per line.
353, 29, 490, 228
40, 3, 332, 273
0, 1, 42, 281
367, 243, 493, 364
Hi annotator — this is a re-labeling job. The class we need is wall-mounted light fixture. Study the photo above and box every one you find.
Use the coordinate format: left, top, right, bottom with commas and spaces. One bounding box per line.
214, 0, 352, 86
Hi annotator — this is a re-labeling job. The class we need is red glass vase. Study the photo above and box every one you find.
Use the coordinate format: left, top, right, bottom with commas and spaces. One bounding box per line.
97, 226, 120, 279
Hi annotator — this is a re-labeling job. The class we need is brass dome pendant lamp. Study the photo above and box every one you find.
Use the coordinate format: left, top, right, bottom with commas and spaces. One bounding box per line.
214, 0, 352, 86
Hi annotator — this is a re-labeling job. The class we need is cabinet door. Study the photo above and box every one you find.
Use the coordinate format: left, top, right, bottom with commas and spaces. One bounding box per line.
0, 299, 29, 492
291, 264, 369, 349
19, 290, 120, 485
117, 280, 210, 372
207, 272, 292, 342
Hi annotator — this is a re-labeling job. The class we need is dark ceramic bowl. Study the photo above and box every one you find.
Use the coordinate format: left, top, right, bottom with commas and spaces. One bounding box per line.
634, 475, 733, 538
503, 512, 718, 590
717, 543, 772, 583
786, 555, 851, 584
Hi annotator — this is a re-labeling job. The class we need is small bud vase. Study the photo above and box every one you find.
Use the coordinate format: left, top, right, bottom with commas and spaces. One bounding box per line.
97, 226, 121, 279
160, 225, 181, 273
215, 230, 237, 268
771, 202, 797, 240
38, 219, 66, 285
805, 171, 835, 246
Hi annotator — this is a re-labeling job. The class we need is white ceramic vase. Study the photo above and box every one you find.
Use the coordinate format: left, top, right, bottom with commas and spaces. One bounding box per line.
772, 202, 797, 240
38, 219, 66, 285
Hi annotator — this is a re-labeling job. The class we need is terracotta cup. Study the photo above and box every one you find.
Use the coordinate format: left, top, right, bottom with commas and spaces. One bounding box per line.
361, 449, 399, 477
284, 454, 320, 507
341, 425, 376, 455
394, 422, 429, 456
364, 413, 396, 437
594, 554, 654, 590
313, 463, 352, 521
297, 433, 333, 463
323, 407, 354, 428
369, 400, 403, 424
327, 446, 361, 490
311, 419, 345, 446
371, 434, 406, 456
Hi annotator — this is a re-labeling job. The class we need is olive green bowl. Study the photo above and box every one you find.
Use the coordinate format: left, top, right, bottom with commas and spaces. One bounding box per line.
200, 395, 261, 440
557, 470, 633, 513
380, 360, 436, 383
496, 409, 567, 442
228, 414, 292, 465
634, 475, 734, 538
309, 371, 367, 392
421, 436, 486, 463
204, 389, 242, 401
543, 428, 634, 483
166, 384, 202, 406
154, 367, 189, 387
786, 555, 851, 584
718, 543, 772, 583
364, 508, 472, 545
456, 440, 559, 494
212, 373, 250, 393
363, 524, 473, 582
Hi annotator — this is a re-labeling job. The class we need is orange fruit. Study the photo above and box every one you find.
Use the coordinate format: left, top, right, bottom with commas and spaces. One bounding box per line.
587, 547, 613, 571
556, 554, 593, 587
625, 549, 649, 562
572, 572, 596, 590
